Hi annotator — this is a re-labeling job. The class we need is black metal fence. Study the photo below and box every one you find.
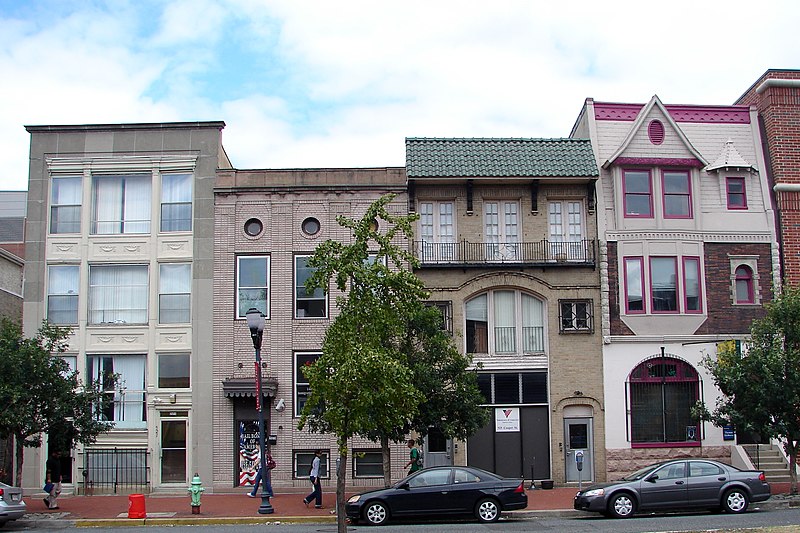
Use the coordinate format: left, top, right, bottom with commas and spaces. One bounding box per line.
81, 448, 149, 494
412, 239, 596, 266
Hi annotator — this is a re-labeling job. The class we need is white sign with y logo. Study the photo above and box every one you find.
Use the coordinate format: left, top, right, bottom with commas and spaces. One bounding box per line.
494, 407, 520, 432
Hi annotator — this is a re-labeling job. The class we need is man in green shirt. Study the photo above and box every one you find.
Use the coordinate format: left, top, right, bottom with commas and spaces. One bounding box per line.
404, 439, 422, 475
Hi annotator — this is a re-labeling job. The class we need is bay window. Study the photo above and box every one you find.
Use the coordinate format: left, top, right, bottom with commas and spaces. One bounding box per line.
726, 177, 747, 209
662, 171, 692, 218
623, 170, 653, 218
624, 257, 645, 313
650, 257, 678, 313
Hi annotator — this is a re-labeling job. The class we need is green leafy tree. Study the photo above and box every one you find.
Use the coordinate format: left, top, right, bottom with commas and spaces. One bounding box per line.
700, 287, 800, 494
0, 319, 115, 486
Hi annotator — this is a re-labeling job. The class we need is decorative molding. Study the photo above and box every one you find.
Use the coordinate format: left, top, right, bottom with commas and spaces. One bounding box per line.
46, 154, 198, 173
606, 232, 773, 243
594, 103, 751, 124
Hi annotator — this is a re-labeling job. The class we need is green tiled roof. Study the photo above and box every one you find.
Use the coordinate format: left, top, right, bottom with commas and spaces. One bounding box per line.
406, 137, 598, 178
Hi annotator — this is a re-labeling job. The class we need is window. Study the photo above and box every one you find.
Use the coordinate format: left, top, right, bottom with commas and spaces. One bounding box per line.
161, 173, 192, 232
302, 217, 320, 236
726, 178, 747, 209
735, 265, 754, 304
628, 357, 699, 445
476, 372, 547, 404
87, 354, 146, 429
689, 461, 723, 477
60, 355, 77, 375
294, 450, 329, 479
50, 176, 82, 234
485, 201, 519, 261
623, 257, 645, 314
419, 201, 455, 261
89, 265, 148, 324
353, 450, 383, 478
244, 218, 263, 237
295, 255, 326, 318
683, 257, 702, 313
662, 171, 692, 218
559, 300, 592, 332
425, 301, 453, 333
295, 352, 320, 417
656, 462, 686, 480
453, 468, 482, 484
465, 290, 544, 355
623, 170, 653, 218
549, 201, 584, 260
650, 257, 678, 313
91, 174, 151, 234
158, 353, 189, 388
47, 265, 79, 325
409, 468, 451, 487
237, 256, 269, 318
159, 263, 191, 323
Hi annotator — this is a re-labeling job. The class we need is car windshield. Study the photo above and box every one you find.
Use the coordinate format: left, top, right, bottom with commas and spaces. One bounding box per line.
621, 463, 661, 481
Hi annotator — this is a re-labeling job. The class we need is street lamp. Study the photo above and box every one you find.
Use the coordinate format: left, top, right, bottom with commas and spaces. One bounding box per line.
246, 308, 274, 514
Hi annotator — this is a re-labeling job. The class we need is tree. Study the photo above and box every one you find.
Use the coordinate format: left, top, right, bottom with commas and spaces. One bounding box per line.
0, 319, 115, 486
699, 286, 800, 494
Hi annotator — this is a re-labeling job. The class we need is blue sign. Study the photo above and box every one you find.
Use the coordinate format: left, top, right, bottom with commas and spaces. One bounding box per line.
723, 425, 735, 441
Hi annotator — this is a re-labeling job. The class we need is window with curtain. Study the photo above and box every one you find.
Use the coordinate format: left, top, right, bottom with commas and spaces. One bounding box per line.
549, 201, 584, 260
465, 290, 544, 355
47, 265, 79, 324
89, 265, 148, 324
159, 263, 191, 323
92, 174, 151, 234
87, 354, 146, 429
161, 173, 192, 232
418, 201, 455, 262
50, 176, 82, 234
295, 255, 326, 318
628, 357, 699, 445
484, 201, 520, 261
236, 256, 269, 318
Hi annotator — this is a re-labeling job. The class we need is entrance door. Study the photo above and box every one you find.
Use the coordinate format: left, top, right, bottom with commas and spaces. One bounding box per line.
565, 418, 593, 482
160, 419, 187, 483
424, 427, 452, 467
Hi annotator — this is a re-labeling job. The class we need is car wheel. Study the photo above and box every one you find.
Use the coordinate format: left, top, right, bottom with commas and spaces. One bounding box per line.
608, 492, 636, 518
364, 500, 389, 525
722, 488, 749, 514
475, 497, 501, 523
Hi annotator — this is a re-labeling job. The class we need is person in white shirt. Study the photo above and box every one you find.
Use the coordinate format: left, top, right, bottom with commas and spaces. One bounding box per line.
302, 449, 323, 508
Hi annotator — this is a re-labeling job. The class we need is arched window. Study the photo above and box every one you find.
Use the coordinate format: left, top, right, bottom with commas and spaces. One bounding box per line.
627, 356, 700, 446
465, 290, 544, 355
735, 265, 754, 304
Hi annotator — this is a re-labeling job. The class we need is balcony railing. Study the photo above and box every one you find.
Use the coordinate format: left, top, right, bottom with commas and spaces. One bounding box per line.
413, 239, 596, 267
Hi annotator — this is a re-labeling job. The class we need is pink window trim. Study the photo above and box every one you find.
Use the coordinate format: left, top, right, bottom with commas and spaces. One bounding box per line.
631, 441, 700, 449
649, 256, 679, 314
623, 257, 646, 314
735, 265, 755, 304
682, 256, 703, 314
615, 157, 704, 168
622, 170, 654, 219
726, 177, 748, 210
662, 170, 693, 219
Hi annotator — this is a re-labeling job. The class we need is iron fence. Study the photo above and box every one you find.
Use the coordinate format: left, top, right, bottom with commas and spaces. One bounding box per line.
81, 448, 149, 494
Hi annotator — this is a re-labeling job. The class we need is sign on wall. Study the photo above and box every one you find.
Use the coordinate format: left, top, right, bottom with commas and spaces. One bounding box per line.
239, 420, 260, 486
495, 407, 520, 432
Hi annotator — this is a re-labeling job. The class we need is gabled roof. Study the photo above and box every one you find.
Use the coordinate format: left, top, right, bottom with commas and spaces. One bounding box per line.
406, 138, 598, 178
604, 95, 708, 168
705, 139, 758, 172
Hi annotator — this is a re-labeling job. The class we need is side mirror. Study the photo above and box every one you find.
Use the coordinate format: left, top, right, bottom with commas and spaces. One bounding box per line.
646, 474, 659, 483
400, 482, 410, 490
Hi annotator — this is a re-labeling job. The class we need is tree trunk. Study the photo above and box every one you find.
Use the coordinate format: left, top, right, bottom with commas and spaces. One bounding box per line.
381, 435, 391, 488
788, 439, 798, 495
336, 439, 348, 533
14, 434, 23, 487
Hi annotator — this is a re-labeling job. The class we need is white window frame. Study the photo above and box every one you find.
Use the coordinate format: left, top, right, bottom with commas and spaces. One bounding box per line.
465, 290, 545, 355
419, 201, 455, 261
88, 264, 148, 325
50, 176, 82, 234
236, 256, 270, 319
548, 200, 584, 260
160, 173, 193, 232
352, 449, 384, 478
87, 354, 147, 429
91, 174, 152, 234
484, 201, 520, 261
159, 263, 191, 324
47, 264, 79, 325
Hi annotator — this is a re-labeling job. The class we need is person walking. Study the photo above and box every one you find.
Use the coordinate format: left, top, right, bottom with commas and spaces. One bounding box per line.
404, 439, 422, 475
44, 450, 62, 510
302, 449, 323, 509
247, 451, 275, 498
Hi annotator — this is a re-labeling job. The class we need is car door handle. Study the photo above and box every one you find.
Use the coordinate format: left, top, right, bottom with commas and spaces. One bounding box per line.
718, 477, 727, 481
674, 481, 684, 485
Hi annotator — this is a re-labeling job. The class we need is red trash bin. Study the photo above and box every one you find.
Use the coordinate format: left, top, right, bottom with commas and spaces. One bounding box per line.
128, 493, 146, 519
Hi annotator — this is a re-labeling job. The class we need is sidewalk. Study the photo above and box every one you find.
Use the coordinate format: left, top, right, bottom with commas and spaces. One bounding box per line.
19, 483, 798, 527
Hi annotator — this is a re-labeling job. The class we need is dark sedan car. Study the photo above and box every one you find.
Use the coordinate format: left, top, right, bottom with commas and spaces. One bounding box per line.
574, 459, 770, 518
346, 466, 527, 525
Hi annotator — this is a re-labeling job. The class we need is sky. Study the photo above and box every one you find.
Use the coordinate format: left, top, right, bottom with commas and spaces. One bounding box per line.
1, 0, 798, 191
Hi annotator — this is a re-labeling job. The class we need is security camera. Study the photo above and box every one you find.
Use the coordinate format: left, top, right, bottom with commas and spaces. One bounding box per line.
275, 398, 286, 412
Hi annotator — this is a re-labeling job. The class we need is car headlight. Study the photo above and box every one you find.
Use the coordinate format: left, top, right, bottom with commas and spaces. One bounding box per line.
582, 488, 605, 497
347, 495, 361, 503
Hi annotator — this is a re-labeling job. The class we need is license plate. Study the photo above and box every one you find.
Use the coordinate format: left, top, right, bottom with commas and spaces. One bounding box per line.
10, 494, 19, 501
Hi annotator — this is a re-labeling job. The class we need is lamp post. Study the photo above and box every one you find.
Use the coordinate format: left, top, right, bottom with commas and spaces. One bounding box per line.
246, 308, 274, 514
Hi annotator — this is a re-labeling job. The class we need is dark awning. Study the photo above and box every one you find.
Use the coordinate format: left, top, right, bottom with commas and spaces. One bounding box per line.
222, 377, 279, 399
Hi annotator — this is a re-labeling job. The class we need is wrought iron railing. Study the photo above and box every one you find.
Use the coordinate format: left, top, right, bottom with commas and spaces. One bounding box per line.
412, 239, 596, 266
81, 448, 149, 494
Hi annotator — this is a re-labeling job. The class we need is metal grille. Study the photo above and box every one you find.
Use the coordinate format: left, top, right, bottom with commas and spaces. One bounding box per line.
629, 381, 699, 443
82, 448, 149, 494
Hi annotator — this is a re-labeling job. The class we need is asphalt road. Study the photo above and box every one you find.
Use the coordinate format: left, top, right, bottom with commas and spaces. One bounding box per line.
5, 507, 800, 532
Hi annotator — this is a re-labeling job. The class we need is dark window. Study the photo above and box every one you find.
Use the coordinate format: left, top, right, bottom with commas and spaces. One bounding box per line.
623, 170, 653, 218
302, 217, 320, 236
726, 178, 747, 209
244, 218, 263, 237
559, 300, 593, 332
735, 265, 755, 304
295, 353, 320, 417
477, 372, 548, 404
294, 450, 329, 479
353, 450, 383, 478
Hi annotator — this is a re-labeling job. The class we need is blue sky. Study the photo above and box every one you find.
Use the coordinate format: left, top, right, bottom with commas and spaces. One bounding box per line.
1, 0, 798, 190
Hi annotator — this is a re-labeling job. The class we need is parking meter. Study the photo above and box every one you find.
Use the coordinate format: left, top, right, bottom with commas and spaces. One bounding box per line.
575, 450, 584, 471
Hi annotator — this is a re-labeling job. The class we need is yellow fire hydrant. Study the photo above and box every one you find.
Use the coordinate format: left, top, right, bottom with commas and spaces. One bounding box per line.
188, 473, 205, 514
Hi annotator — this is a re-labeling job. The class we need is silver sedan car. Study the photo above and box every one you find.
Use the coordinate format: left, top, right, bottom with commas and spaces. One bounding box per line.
574, 459, 770, 518
0, 482, 26, 527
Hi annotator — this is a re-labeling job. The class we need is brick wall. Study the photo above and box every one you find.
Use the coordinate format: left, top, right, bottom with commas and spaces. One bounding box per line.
606, 242, 634, 336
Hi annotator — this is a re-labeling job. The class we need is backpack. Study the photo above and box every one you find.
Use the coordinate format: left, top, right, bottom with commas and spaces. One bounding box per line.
415, 449, 423, 467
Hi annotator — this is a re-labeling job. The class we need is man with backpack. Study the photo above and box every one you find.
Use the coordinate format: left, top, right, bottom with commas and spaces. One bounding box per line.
404, 439, 423, 475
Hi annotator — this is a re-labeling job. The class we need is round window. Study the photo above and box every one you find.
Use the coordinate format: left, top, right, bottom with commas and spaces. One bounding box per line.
244, 218, 263, 237
302, 217, 321, 236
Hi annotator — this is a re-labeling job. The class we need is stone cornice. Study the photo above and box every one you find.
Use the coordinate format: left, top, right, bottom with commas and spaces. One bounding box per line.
605, 232, 773, 243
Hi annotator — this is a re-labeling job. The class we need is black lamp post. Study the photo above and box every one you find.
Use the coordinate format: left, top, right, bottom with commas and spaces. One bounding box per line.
246, 307, 274, 514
